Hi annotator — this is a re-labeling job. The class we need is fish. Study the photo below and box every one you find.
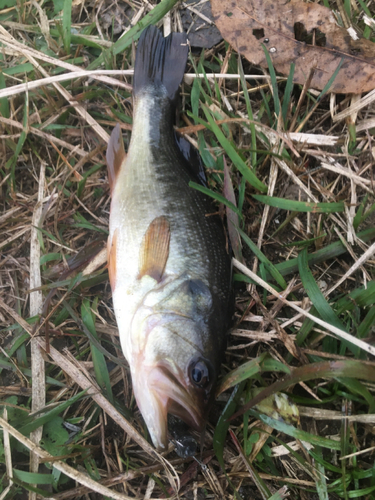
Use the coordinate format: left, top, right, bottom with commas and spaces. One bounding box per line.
106, 25, 232, 450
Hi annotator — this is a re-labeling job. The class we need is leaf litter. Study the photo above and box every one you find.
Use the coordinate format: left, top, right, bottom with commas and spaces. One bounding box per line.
1, 0, 375, 498
212, 0, 375, 93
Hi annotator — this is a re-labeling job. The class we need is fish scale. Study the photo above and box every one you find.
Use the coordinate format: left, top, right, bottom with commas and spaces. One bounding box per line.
106, 25, 232, 450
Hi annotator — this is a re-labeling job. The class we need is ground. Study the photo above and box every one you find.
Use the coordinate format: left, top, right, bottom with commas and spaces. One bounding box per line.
1, 0, 375, 499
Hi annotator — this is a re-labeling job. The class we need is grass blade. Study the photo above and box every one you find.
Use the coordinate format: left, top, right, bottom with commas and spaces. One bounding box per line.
5, 94, 28, 190
261, 45, 280, 118
189, 181, 243, 219
213, 382, 246, 470
298, 248, 346, 331
239, 227, 287, 289
216, 354, 266, 396
62, 0, 72, 54
267, 228, 375, 280
18, 390, 87, 435
238, 55, 257, 170
0, 71, 10, 118
282, 63, 295, 124
253, 194, 345, 213
229, 429, 271, 499
12, 469, 53, 485
201, 104, 267, 193
81, 298, 114, 403
232, 360, 375, 419
251, 410, 341, 450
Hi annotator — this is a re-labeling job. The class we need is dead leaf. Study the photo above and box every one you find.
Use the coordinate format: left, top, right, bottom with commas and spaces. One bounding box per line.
211, 0, 375, 93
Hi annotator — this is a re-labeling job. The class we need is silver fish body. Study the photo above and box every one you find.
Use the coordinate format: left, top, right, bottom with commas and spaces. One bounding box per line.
107, 26, 232, 450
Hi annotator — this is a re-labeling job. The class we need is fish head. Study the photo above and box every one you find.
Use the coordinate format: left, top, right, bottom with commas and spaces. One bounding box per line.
129, 278, 222, 450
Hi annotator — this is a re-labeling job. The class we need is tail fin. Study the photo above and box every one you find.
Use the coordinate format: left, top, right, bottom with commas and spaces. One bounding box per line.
133, 26, 188, 102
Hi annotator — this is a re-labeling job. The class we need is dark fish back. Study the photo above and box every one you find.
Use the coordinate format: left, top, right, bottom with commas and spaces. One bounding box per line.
133, 26, 232, 367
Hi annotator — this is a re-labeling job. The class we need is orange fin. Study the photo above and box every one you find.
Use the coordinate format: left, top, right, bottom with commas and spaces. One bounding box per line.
107, 229, 118, 291
138, 216, 170, 282
106, 124, 126, 194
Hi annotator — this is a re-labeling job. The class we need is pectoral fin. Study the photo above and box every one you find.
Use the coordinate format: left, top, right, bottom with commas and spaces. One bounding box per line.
107, 229, 118, 291
138, 216, 170, 282
106, 124, 126, 194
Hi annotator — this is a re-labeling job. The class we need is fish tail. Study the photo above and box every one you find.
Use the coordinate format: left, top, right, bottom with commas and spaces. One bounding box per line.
133, 26, 189, 102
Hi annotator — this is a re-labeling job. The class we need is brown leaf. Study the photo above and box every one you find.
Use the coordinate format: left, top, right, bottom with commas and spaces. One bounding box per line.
211, 0, 375, 93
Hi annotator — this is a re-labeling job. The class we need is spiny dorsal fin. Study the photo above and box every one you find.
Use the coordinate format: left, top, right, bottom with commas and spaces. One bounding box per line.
138, 216, 170, 282
106, 124, 126, 194
174, 132, 207, 187
107, 229, 118, 291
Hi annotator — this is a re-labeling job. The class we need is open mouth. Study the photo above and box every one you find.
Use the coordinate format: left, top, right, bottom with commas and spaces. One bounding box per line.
132, 362, 205, 450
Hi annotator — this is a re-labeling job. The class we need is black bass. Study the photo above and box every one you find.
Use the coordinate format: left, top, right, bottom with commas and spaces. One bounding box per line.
106, 25, 232, 450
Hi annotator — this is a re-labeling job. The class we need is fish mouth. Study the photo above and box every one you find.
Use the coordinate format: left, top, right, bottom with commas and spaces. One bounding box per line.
132, 362, 205, 450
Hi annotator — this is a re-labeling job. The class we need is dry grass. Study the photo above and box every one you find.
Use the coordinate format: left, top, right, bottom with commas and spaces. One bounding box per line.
1, 0, 375, 498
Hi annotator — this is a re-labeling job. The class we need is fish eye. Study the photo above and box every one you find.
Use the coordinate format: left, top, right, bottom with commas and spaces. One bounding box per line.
189, 359, 210, 388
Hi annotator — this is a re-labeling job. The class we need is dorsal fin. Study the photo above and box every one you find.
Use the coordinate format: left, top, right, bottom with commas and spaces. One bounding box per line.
106, 124, 126, 194
174, 132, 207, 187
138, 216, 170, 282
107, 229, 118, 291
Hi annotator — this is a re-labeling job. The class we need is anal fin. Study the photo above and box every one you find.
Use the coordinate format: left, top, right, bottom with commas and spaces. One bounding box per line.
106, 124, 126, 194
107, 229, 118, 291
138, 216, 170, 282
